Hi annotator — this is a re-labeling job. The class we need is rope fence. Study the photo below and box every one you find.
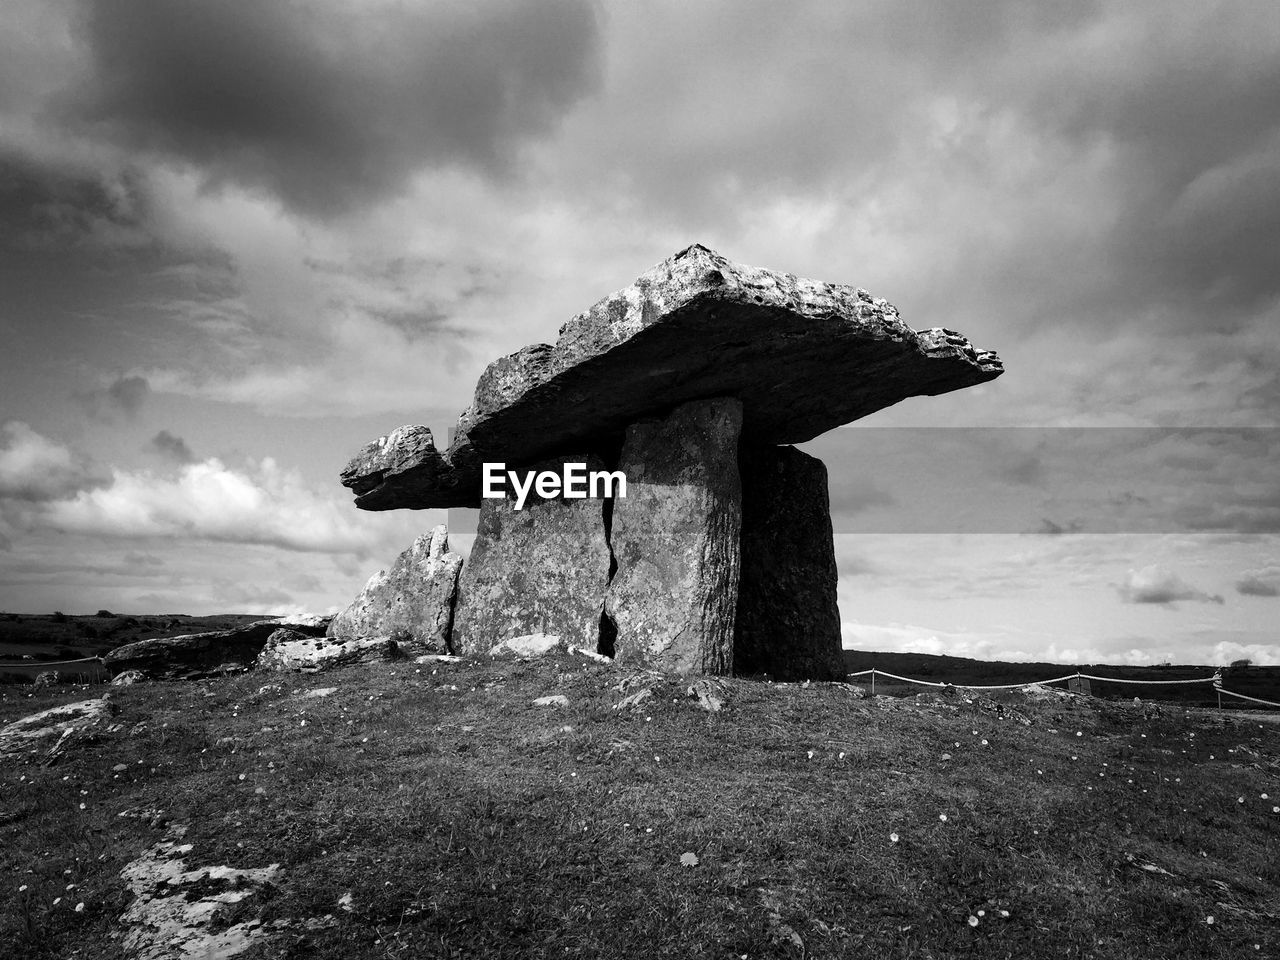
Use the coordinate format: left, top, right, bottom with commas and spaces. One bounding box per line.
0, 656, 106, 667
846, 667, 1280, 710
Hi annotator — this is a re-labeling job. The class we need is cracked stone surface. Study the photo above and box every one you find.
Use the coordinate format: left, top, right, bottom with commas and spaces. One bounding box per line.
450, 454, 611, 656
605, 398, 742, 674
327, 524, 462, 653
117, 830, 281, 960
341, 244, 1003, 510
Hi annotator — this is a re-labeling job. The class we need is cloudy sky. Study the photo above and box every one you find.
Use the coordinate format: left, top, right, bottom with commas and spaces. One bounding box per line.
1, 1, 1277, 666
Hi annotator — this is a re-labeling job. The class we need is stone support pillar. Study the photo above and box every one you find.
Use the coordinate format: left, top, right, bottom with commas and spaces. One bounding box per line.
605, 398, 742, 674
734, 445, 844, 681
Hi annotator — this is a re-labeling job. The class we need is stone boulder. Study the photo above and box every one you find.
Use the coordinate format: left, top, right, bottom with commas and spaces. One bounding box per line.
605, 398, 742, 674
327, 525, 462, 653
343, 244, 1003, 510
450, 454, 612, 656
255, 629, 400, 672
0, 696, 115, 758
103, 618, 328, 681
734, 444, 845, 681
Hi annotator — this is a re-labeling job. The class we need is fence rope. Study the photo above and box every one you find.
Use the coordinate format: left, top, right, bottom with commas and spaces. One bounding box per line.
1213, 684, 1280, 709
0, 656, 105, 667
846, 667, 1277, 708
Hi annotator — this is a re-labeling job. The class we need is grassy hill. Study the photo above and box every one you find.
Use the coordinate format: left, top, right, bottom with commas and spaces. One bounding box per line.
2, 652, 1278, 958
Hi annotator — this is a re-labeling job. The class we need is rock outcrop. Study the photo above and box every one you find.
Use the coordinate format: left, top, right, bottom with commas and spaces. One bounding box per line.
450, 455, 612, 655
104, 618, 329, 681
734, 445, 844, 681
0, 696, 115, 758
256, 629, 401, 671
338, 246, 1004, 677
327, 525, 462, 653
606, 398, 743, 674
343, 244, 1002, 510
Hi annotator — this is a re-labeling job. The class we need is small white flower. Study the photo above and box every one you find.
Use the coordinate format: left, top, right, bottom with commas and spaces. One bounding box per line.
75, 902, 85, 913
1076, 731, 1082, 737
807, 750, 815, 759
889, 833, 899, 843
939, 813, 948, 822
18, 885, 27, 892
1262, 793, 1269, 800
977, 909, 985, 917
999, 909, 1009, 918
1238, 797, 1245, 804
1206, 916, 1214, 925
53, 897, 61, 906
980, 739, 988, 746
968, 915, 979, 927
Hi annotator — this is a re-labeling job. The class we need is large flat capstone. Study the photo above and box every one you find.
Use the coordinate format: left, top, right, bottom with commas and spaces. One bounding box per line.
450, 454, 612, 655
342, 244, 1003, 510
605, 398, 742, 674
734, 444, 845, 681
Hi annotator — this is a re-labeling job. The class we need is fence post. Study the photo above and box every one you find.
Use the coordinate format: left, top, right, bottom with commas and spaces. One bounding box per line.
871, 668, 876, 698
1217, 686, 1222, 711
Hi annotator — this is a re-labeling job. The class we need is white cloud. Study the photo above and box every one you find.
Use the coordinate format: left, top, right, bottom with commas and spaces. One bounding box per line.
41, 456, 403, 555
1118, 564, 1225, 606
0, 421, 107, 501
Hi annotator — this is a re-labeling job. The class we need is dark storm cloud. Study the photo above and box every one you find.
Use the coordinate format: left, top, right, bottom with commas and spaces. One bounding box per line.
65, 0, 601, 216
0, 149, 147, 250
1236, 573, 1279, 597
148, 430, 195, 464
76, 375, 152, 422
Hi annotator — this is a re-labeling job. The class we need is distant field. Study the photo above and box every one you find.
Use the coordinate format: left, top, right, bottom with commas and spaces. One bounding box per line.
0, 613, 275, 685
844, 649, 1280, 710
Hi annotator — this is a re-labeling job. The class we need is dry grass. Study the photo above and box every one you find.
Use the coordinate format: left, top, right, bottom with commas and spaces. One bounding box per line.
2, 653, 1278, 959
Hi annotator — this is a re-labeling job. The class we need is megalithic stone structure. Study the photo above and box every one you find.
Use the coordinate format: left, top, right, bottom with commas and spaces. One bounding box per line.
605, 398, 743, 674
336, 244, 1003, 677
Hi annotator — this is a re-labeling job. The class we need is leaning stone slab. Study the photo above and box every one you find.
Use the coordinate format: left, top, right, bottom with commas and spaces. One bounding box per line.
343, 244, 1003, 510
103, 618, 323, 681
734, 444, 845, 681
255, 630, 400, 671
451, 454, 611, 655
605, 397, 742, 674
327, 525, 462, 653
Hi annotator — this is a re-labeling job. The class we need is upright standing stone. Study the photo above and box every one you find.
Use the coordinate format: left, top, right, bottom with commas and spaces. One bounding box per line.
451, 455, 611, 655
327, 525, 462, 654
734, 445, 844, 681
606, 398, 743, 674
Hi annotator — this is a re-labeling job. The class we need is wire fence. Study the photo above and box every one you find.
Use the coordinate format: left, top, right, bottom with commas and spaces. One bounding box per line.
845, 667, 1280, 710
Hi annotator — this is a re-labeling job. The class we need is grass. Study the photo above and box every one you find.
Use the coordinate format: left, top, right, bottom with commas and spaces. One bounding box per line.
2, 653, 1278, 959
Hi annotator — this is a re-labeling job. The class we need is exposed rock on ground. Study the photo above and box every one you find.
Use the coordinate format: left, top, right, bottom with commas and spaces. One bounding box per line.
256, 630, 401, 672
489, 633, 563, 658
451, 455, 612, 656
327, 525, 462, 653
343, 245, 1002, 510
104, 618, 327, 681
117, 830, 282, 960
0, 696, 115, 758
734, 445, 845, 681
606, 398, 742, 674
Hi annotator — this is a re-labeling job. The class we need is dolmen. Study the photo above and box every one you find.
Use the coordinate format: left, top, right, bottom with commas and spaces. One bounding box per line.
336, 244, 1002, 680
